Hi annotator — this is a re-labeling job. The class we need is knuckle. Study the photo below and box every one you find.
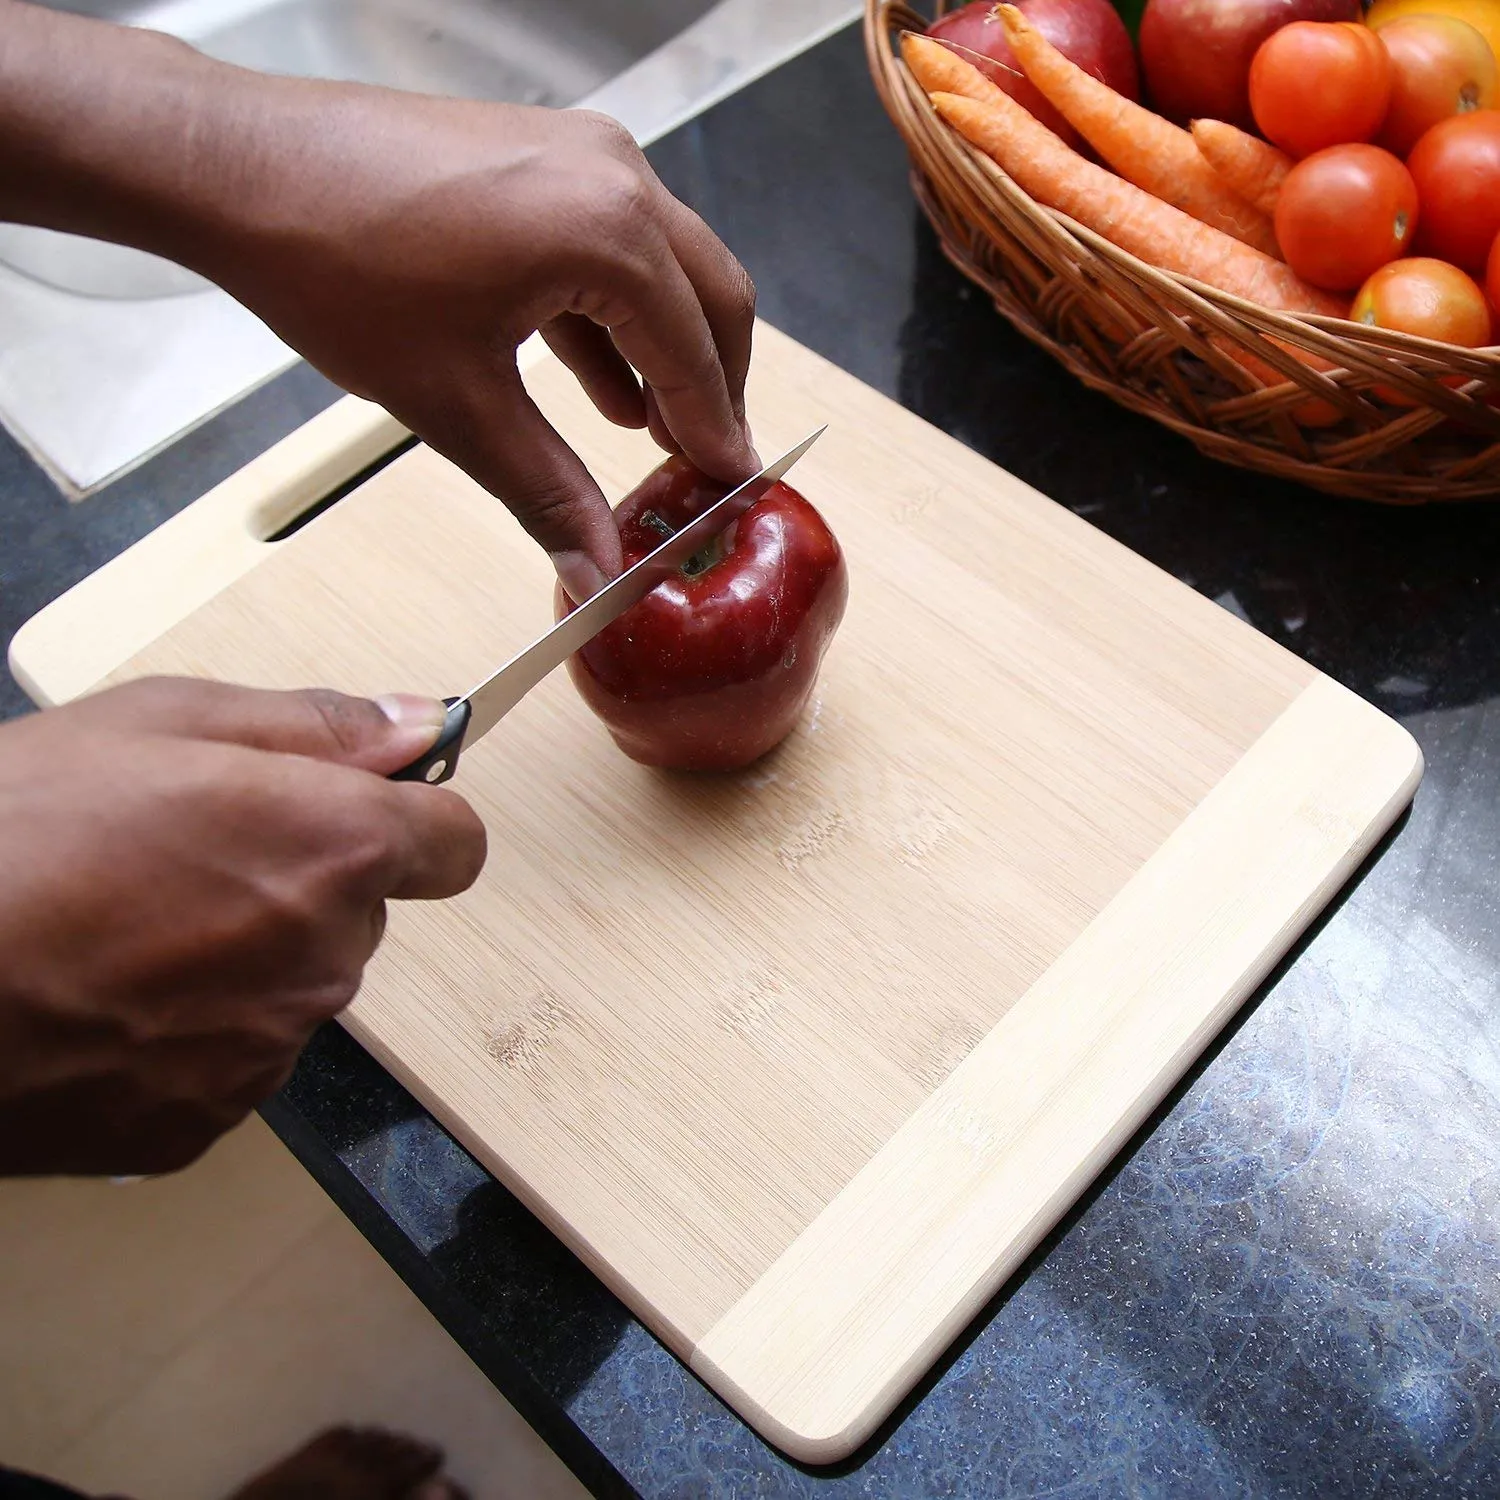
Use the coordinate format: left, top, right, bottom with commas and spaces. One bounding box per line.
110, 675, 181, 708
588, 161, 656, 243
327, 776, 410, 873
297, 972, 365, 1022
250, 880, 329, 965
649, 348, 724, 402
245, 850, 379, 960
500, 475, 591, 542
223, 1022, 301, 1081
290, 687, 388, 760
325, 819, 405, 903
133, 1099, 246, 1175
233, 1060, 298, 1111
727, 262, 757, 324
250, 877, 376, 995
240, 974, 359, 1065
437, 791, 489, 888
574, 109, 640, 159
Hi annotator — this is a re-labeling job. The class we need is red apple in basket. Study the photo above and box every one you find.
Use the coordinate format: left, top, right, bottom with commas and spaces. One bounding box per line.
1140, 0, 1361, 129
926, 0, 1139, 150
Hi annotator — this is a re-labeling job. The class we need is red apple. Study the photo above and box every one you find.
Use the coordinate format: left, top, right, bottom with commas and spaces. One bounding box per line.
1140, 0, 1361, 129
927, 0, 1139, 150
558, 457, 848, 771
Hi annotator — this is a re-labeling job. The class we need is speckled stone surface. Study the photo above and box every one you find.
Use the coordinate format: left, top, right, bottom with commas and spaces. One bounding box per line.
4, 21, 1499, 1500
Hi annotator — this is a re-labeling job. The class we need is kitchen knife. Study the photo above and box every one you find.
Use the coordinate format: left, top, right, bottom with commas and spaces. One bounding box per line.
391, 426, 826, 785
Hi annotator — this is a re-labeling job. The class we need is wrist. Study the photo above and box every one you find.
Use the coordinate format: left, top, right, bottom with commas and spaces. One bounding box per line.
0, 3, 279, 275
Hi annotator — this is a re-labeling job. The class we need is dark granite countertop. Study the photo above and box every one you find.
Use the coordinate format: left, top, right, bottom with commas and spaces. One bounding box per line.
4, 20, 1499, 1499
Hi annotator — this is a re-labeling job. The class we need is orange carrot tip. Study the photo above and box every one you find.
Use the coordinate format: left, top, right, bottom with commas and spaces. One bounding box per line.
1190, 119, 1294, 217
900, 31, 1006, 102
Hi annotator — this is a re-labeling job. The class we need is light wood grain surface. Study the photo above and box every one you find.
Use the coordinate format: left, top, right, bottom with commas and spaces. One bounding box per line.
10, 323, 1421, 1461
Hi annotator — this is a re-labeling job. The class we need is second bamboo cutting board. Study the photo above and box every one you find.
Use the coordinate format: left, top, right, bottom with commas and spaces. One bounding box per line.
11, 323, 1421, 1462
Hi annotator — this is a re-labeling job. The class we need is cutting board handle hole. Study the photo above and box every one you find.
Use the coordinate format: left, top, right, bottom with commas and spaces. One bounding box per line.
255, 438, 417, 543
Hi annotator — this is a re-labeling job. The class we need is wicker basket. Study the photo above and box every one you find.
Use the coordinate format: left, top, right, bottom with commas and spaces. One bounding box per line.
867, 0, 1500, 502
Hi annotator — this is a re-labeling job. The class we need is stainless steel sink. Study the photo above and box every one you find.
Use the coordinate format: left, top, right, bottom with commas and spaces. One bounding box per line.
56, 0, 720, 109
0, 0, 858, 492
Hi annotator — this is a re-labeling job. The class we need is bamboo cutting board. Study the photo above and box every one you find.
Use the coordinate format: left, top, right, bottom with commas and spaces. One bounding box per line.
11, 323, 1421, 1462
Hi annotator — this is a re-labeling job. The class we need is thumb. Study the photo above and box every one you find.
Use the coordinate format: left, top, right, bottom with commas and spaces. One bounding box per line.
72, 677, 449, 777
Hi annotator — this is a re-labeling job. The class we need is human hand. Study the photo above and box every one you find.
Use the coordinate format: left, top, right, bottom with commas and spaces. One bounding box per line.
0, 678, 486, 1177
1, 9, 759, 598
192, 86, 760, 601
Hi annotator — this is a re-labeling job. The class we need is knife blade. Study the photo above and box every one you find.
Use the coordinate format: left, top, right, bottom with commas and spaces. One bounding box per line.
391, 426, 826, 785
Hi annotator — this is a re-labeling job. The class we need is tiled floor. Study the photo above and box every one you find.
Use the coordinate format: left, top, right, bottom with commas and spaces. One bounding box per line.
0, 1115, 588, 1500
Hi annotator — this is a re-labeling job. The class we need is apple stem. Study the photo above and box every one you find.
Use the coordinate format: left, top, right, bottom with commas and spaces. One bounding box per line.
642, 508, 721, 577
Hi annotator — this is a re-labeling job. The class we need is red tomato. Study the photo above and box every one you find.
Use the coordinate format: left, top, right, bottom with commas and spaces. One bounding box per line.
1139, 0, 1360, 130
1377, 15, 1498, 157
1275, 144, 1419, 289
927, 0, 1138, 151
1407, 109, 1500, 270
1487, 226, 1500, 311
1250, 22, 1394, 157
558, 457, 848, 771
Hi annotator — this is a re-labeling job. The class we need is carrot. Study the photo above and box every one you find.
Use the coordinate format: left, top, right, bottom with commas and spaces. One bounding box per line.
929, 90, 1345, 319
930, 89, 1347, 424
900, 31, 1008, 105
1191, 119, 1294, 217
995, 6, 1280, 257
900, 32, 1149, 346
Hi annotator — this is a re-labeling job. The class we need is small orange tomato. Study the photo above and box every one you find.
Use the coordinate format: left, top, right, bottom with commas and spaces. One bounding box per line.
1353, 256, 1493, 342
1352, 257, 1493, 402
1276, 144, 1419, 290
1377, 15, 1498, 156
1250, 22, 1394, 158
1487, 228, 1500, 312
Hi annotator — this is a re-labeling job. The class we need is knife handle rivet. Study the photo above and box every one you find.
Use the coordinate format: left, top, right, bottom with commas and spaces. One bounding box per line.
425, 760, 448, 783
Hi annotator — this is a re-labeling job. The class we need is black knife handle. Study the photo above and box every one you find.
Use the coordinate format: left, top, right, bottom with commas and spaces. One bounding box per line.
390, 697, 471, 785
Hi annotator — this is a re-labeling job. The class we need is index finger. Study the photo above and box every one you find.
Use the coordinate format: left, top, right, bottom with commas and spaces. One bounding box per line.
589, 218, 758, 486
380, 781, 488, 900
661, 197, 757, 435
